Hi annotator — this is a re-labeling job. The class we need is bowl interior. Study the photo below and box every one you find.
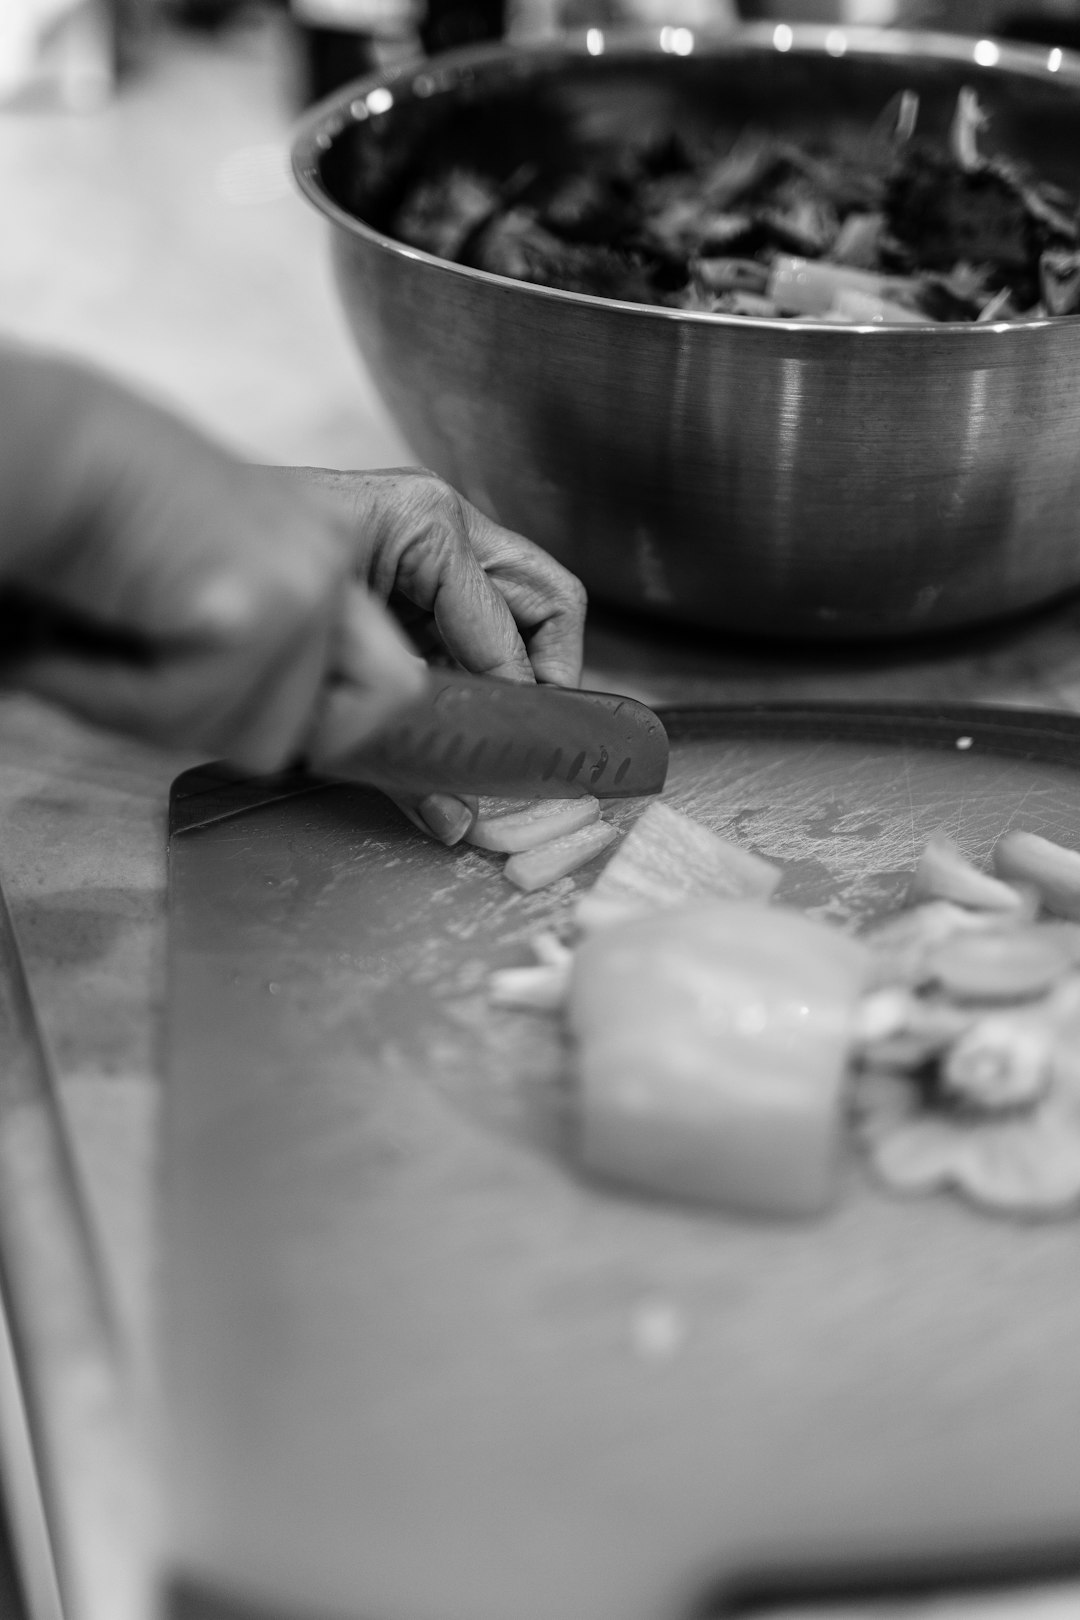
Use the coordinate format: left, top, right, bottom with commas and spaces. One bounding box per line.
314, 31, 1080, 255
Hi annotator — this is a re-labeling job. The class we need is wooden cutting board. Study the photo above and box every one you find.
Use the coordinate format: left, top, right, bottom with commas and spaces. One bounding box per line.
161, 705, 1080, 1620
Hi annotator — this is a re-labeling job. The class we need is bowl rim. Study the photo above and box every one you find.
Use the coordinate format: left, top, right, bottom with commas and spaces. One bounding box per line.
291, 22, 1080, 336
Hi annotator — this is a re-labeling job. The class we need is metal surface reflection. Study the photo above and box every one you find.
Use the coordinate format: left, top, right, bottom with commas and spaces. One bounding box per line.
294, 27, 1080, 639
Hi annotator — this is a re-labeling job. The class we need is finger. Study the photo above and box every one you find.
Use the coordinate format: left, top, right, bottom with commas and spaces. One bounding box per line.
398, 526, 537, 686
283, 467, 585, 687
454, 505, 588, 688
388, 791, 478, 846
431, 567, 536, 686
354, 474, 538, 686
492, 570, 587, 689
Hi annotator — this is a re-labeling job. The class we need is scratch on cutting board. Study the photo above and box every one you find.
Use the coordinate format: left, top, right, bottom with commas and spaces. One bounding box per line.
654, 740, 1078, 924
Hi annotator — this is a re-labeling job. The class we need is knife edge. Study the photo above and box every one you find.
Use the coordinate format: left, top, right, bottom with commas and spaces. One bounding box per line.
308, 670, 669, 800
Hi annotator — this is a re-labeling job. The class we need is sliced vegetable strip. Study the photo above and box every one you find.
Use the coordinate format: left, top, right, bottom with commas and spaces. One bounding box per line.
910, 832, 1027, 913
504, 819, 617, 892
993, 829, 1080, 920
926, 927, 1071, 1003
466, 795, 600, 853
575, 801, 780, 931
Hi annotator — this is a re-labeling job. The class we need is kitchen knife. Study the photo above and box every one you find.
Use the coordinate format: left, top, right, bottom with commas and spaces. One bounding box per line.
306, 667, 669, 800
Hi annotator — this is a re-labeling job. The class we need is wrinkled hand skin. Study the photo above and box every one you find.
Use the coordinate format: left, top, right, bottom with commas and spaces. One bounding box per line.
277, 466, 587, 842
283, 466, 586, 691
0, 347, 587, 844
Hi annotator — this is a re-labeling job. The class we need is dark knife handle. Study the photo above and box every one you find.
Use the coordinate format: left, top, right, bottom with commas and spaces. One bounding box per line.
307, 668, 669, 800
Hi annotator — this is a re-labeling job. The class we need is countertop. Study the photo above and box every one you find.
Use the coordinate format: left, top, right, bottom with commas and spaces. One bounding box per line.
3, 9, 1080, 1618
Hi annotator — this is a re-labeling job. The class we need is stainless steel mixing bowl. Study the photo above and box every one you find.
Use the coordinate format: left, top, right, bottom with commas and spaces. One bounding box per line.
293, 25, 1080, 639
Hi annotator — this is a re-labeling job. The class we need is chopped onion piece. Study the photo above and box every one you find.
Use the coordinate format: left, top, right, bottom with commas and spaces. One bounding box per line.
854, 990, 973, 1073
861, 899, 1003, 988
466, 795, 600, 853
941, 1014, 1051, 1111
575, 801, 780, 932
910, 832, 1027, 913
830, 288, 928, 324
950, 85, 988, 173
994, 829, 1080, 920
767, 254, 919, 317
504, 819, 618, 892
870, 1115, 970, 1194
489, 962, 570, 1011
531, 931, 573, 968
926, 926, 1071, 1002
868, 1102, 1080, 1214
854, 987, 914, 1043
957, 1104, 1080, 1215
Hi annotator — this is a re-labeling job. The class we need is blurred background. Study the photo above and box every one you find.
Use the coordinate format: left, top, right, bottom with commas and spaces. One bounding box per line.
5, 0, 1080, 121
5, 0, 1080, 483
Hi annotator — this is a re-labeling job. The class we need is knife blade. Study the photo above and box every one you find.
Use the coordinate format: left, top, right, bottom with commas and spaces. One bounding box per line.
306, 668, 669, 800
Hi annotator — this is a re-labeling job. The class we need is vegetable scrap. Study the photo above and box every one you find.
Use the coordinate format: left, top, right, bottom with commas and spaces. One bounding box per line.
486, 802, 779, 1008
465, 792, 614, 889
464, 794, 600, 853
504, 818, 618, 892
909, 830, 1026, 913
488, 930, 573, 1010
391, 86, 1080, 322
853, 829, 1080, 1217
993, 827, 1080, 918
481, 794, 1080, 1225
574, 800, 781, 932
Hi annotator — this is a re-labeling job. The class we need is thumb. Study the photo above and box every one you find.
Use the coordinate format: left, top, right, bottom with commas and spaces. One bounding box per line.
389, 790, 478, 846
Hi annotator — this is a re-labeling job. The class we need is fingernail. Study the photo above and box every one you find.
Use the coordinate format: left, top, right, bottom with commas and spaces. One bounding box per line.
419, 793, 473, 845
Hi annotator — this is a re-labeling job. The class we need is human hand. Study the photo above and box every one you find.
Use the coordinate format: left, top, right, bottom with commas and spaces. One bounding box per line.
0, 353, 590, 847
282, 466, 588, 843
0, 350, 425, 773
285, 466, 586, 686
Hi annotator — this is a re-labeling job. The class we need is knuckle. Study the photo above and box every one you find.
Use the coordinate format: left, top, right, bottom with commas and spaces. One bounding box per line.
397, 522, 455, 585
538, 558, 588, 613
392, 474, 471, 570
432, 480, 468, 532
411, 467, 459, 514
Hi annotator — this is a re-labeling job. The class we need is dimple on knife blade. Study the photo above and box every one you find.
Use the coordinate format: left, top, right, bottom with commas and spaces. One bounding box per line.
306, 668, 669, 800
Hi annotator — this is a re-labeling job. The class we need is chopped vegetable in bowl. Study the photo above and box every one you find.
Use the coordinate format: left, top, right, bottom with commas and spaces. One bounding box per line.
391, 86, 1080, 323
